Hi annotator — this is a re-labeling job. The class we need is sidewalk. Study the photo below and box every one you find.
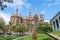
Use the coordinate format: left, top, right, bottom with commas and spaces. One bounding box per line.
47, 33, 60, 40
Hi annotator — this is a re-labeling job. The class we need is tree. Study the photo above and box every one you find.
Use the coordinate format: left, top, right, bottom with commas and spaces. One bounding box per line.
4, 25, 9, 34
8, 21, 13, 35
16, 24, 26, 35
36, 23, 53, 33
11, 24, 17, 32
0, 21, 5, 34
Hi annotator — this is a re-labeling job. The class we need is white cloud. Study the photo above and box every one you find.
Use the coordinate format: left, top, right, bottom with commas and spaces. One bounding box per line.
3, 0, 32, 9
44, 20, 50, 24
47, 2, 59, 6
41, 9, 46, 15
0, 12, 10, 24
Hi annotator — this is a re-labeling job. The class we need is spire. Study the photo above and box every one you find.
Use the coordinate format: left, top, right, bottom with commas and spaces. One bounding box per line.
15, 5, 19, 16
16, 5, 18, 14
29, 12, 31, 17
34, 8, 38, 19
34, 8, 38, 16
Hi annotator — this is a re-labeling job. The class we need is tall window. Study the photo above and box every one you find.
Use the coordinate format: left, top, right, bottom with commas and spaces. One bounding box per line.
59, 16, 60, 23
53, 21, 55, 29
56, 19, 59, 29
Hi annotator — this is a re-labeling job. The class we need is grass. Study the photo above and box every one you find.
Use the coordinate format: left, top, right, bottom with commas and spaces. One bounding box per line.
51, 31, 60, 37
0, 33, 55, 40
0, 36, 20, 40
37, 34, 54, 40
17, 34, 54, 40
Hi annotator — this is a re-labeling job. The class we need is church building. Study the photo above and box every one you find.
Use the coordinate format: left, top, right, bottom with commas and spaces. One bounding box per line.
10, 6, 44, 26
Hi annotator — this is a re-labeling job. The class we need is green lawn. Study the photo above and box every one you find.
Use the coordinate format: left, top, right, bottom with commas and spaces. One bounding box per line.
0, 33, 55, 40
51, 31, 60, 37
0, 36, 20, 40
17, 34, 54, 40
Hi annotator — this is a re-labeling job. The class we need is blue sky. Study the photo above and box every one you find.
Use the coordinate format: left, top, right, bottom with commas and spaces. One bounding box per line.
0, 0, 60, 24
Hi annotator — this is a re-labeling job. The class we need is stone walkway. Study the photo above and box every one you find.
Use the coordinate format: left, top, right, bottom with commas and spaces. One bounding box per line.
47, 33, 60, 40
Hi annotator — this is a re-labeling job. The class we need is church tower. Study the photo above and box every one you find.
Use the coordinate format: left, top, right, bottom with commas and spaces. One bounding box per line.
40, 14, 44, 24
10, 5, 22, 25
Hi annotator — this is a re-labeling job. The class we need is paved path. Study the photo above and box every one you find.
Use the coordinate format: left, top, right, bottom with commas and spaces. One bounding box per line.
47, 33, 60, 40
13, 35, 31, 40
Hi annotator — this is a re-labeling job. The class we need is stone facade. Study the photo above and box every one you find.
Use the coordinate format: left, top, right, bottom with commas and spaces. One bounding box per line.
51, 12, 60, 31
10, 13, 22, 25
10, 13, 44, 26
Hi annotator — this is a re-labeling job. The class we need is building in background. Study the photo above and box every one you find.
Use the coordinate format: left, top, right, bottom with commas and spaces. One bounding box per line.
50, 12, 60, 31
10, 6, 22, 25
10, 7, 44, 26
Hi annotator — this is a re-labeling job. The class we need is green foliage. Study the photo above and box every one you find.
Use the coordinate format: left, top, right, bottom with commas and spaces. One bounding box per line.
0, 21, 5, 33
0, 21, 5, 29
16, 24, 26, 34
37, 24, 53, 33
11, 25, 17, 32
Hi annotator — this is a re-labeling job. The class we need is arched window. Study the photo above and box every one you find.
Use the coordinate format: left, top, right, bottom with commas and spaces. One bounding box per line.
53, 21, 55, 29
59, 16, 60, 23
56, 19, 59, 29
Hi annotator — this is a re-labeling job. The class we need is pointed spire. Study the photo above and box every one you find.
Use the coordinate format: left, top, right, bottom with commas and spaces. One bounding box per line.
34, 8, 38, 19
29, 12, 31, 17
15, 5, 18, 16
16, 5, 18, 14
34, 8, 38, 16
